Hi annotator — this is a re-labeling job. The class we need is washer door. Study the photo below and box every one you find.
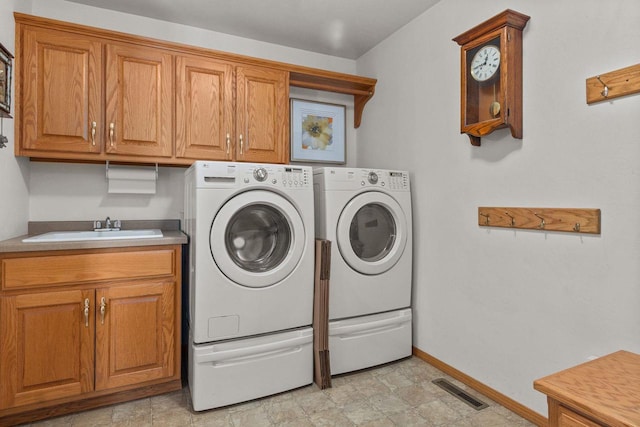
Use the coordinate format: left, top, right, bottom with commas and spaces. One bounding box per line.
210, 190, 305, 288
337, 191, 407, 275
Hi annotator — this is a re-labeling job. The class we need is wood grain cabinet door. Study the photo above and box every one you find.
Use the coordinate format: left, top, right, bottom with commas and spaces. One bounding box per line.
176, 55, 234, 160
94, 281, 176, 391
0, 290, 95, 409
104, 44, 173, 158
19, 27, 102, 154
235, 65, 289, 164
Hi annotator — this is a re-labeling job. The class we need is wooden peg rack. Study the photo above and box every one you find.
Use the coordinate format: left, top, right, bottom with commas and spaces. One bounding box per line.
478, 207, 601, 234
586, 63, 640, 104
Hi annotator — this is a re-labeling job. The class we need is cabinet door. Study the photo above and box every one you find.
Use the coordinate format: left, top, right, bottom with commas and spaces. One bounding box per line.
19, 27, 102, 154
95, 280, 177, 390
235, 66, 289, 164
0, 290, 95, 409
105, 44, 173, 158
176, 55, 234, 160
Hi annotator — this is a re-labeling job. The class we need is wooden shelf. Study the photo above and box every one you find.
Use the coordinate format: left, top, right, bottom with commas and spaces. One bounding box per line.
478, 207, 601, 234
289, 68, 376, 128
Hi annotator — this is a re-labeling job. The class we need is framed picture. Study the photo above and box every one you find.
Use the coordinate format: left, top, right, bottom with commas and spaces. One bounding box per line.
290, 99, 346, 164
0, 43, 13, 118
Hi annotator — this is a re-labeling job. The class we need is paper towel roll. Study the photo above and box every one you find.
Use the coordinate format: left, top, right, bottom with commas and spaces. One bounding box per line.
107, 165, 157, 194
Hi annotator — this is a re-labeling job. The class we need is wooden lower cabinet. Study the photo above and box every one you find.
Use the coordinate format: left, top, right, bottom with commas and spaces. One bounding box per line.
0, 246, 181, 425
0, 289, 95, 408
95, 281, 176, 390
535, 351, 640, 427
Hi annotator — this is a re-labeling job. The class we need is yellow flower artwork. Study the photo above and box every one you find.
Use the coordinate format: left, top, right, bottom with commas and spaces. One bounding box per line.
290, 99, 345, 163
301, 115, 333, 150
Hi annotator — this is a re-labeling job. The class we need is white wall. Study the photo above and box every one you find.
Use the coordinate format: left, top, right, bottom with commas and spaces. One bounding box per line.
11, 0, 358, 227
0, 0, 30, 240
357, 0, 640, 416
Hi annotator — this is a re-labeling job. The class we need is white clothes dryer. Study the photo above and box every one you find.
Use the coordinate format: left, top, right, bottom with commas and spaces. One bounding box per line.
314, 167, 413, 319
184, 161, 314, 410
314, 167, 413, 375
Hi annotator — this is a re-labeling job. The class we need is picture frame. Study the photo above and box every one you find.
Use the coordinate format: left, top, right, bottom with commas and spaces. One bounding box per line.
0, 43, 13, 118
290, 98, 346, 164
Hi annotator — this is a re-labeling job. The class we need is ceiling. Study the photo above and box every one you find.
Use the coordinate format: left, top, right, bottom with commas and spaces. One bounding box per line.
65, 0, 441, 59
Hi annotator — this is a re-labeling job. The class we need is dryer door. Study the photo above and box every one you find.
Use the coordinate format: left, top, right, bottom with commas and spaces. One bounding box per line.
337, 191, 407, 275
210, 190, 305, 288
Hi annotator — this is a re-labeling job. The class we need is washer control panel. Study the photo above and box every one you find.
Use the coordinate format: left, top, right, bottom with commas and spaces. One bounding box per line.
281, 166, 311, 188
240, 165, 311, 188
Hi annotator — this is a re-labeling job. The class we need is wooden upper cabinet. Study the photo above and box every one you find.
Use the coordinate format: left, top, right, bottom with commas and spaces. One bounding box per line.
236, 65, 288, 164
19, 27, 102, 154
176, 57, 288, 163
105, 44, 173, 158
15, 13, 377, 166
176, 55, 234, 160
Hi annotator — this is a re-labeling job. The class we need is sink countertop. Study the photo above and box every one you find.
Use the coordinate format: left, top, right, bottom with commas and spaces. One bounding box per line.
0, 219, 188, 253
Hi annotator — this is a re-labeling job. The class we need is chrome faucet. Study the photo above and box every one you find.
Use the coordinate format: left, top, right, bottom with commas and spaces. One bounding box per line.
94, 217, 121, 231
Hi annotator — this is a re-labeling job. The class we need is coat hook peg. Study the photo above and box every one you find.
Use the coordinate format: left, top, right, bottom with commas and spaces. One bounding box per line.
534, 213, 545, 229
573, 223, 581, 232
596, 75, 609, 97
479, 212, 490, 225
504, 212, 515, 227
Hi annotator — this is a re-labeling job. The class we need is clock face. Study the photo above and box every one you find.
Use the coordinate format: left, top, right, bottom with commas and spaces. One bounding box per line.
470, 45, 500, 82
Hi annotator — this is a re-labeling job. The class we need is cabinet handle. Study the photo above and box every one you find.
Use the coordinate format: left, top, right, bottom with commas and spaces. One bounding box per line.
100, 297, 107, 325
239, 134, 244, 154
226, 133, 230, 155
90, 121, 97, 146
84, 298, 90, 327
109, 123, 115, 147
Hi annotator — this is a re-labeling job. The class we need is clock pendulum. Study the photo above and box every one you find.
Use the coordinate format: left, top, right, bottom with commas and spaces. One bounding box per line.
490, 84, 500, 118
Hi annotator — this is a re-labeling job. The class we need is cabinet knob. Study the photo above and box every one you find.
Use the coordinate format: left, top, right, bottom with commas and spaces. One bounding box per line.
226, 133, 231, 155
239, 134, 244, 154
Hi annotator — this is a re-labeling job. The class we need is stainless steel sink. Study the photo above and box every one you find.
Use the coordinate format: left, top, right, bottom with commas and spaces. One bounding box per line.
22, 229, 163, 243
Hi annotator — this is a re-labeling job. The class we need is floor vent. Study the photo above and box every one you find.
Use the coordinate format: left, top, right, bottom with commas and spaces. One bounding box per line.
432, 378, 489, 410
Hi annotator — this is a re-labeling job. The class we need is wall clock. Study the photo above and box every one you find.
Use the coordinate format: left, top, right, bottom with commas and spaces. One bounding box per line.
453, 9, 529, 146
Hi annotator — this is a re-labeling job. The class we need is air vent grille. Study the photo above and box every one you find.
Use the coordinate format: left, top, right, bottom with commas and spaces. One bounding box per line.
432, 378, 489, 410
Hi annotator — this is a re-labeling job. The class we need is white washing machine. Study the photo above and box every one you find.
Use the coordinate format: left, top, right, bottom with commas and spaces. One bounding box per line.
184, 161, 314, 410
313, 167, 413, 375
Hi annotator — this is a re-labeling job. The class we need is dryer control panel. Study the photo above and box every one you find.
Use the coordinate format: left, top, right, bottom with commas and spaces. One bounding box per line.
358, 169, 409, 191
314, 167, 410, 192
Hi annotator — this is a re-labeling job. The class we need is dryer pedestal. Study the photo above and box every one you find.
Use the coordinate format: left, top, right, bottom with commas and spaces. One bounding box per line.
328, 309, 412, 375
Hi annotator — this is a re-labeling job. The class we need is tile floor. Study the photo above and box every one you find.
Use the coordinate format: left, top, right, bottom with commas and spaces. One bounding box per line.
23, 357, 537, 426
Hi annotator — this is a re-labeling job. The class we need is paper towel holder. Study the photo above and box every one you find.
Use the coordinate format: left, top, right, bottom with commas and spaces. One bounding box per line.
105, 161, 158, 179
